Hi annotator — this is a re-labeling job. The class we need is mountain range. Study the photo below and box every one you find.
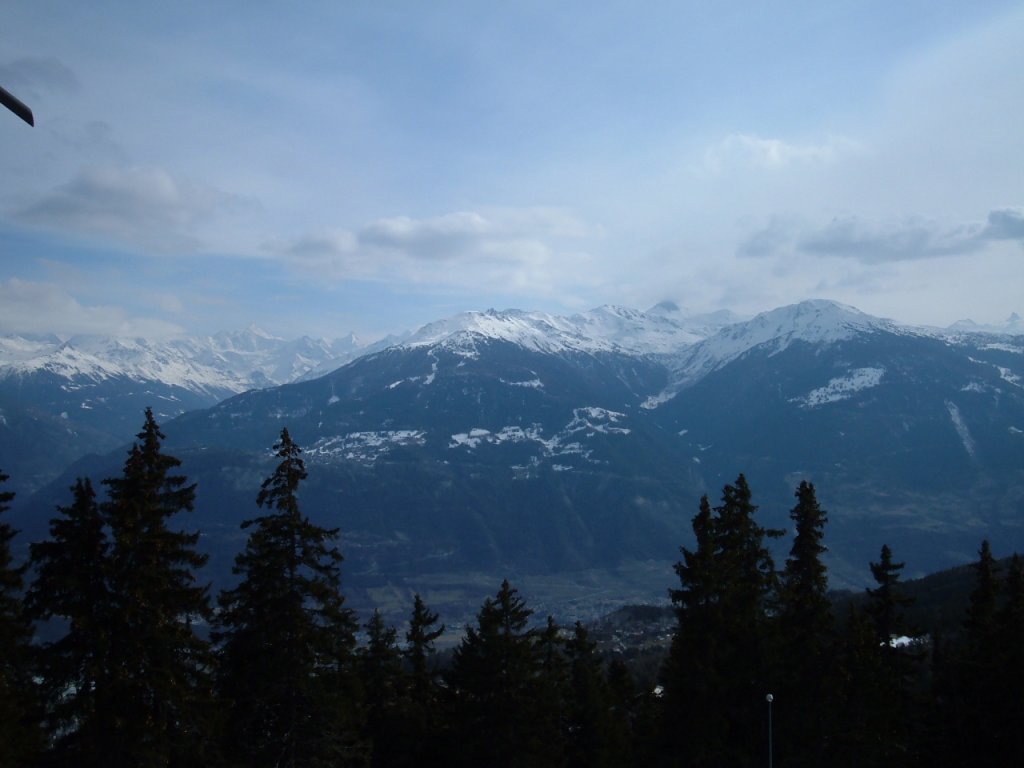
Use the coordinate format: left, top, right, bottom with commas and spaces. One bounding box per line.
0, 326, 405, 494
4, 300, 1024, 622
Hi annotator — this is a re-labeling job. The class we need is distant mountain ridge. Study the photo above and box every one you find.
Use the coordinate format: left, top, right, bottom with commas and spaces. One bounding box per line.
0, 325, 384, 493
8, 298, 1023, 623
0, 325, 369, 394
948, 312, 1024, 336
401, 304, 740, 357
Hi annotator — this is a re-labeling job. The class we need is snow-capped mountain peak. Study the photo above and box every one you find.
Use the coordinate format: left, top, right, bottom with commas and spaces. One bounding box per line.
647, 299, 688, 316
402, 304, 734, 358
0, 328, 370, 394
648, 300, 900, 402
948, 312, 1024, 336
404, 309, 571, 354
735, 299, 895, 346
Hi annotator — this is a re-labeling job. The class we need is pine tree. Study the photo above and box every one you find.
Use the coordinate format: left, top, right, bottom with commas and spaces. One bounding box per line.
940, 540, 1005, 765
215, 427, 363, 768
668, 494, 717, 623
564, 621, 624, 768
866, 544, 912, 646
779, 481, 832, 642
100, 408, 215, 766
714, 475, 782, 627
360, 610, 404, 768
25, 477, 111, 761
390, 593, 446, 768
404, 593, 443, 705
604, 658, 639, 766
446, 580, 559, 768
964, 540, 1000, 643
831, 605, 894, 767
992, 553, 1024, 764
856, 544, 919, 766
533, 615, 569, 765
662, 475, 781, 767
776, 481, 836, 767
662, 494, 727, 766
0, 469, 43, 765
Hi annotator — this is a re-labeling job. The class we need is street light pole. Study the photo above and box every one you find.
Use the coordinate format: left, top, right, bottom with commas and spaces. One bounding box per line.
766, 693, 774, 768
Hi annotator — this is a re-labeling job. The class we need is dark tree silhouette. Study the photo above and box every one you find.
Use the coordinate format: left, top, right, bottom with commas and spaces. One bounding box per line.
26, 478, 111, 761
215, 428, 363, 767
0, 470, 42, 764
100, 409, 215, 766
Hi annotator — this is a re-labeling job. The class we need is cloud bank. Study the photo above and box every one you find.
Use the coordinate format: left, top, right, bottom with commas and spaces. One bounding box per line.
703, 133, 861, 172
18, 165, 252, 253
0, 278, 183, 338
738, 208, 1024, 264
276, 208, 601, 295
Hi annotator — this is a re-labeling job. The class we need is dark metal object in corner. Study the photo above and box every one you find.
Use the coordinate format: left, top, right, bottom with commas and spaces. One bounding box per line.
0, 85, 35, 126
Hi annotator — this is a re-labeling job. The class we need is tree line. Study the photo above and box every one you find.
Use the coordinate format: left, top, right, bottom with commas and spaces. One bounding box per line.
1, 409, 1022, 766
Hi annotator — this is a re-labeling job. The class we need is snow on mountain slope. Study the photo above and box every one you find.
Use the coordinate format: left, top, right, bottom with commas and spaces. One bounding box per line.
3, 300, 1014, 409
790, 367, 886, 408
644, 300, 905, 406
948, 312, 1024, 336
402, 304, 727, 358
0, 327, 367, 395
446, 406, 631, 466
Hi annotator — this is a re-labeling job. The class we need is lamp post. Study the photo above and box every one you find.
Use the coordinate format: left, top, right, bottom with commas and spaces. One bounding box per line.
766, 693, 774, 768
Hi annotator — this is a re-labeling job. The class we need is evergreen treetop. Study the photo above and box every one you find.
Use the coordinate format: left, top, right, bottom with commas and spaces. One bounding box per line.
215, 427, 362, 768
780, 480, 832, 640
0, 469, 43, 764
84, 409, 214, 766
405, 593, 444, 703
26, 477, 111, 760
867, 544, 913, 644
963, 539, 1000, 646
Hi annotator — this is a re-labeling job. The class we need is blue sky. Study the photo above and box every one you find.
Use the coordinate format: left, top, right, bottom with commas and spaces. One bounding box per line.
1, 1, 1022, 341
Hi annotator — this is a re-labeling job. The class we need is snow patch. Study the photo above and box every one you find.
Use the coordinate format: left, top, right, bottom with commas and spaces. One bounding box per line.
448, 407, 630, 465
945, 401, 976, 458
982, 343, 1023, 354
308, 431, 426, 463
791, 367, 885, 408
565, 407, 631, 436
502, 378, 544, 389
424, 354, 439, 385
996, 366, 1022, 388
641, 391, 675, 409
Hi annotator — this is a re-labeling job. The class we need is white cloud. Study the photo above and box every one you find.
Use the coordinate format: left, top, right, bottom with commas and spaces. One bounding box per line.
703, 133, 861, 173
982, 208, 1024, 241
737, 208, 1024, 264
0, 278, 184, 338
275, 207, 602, 295
18, 165, 254, 253
361, 212, 493, 261
151, 292, 186, 314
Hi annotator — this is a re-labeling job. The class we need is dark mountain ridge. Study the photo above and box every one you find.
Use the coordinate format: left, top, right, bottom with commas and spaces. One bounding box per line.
6, 300, 1024, 621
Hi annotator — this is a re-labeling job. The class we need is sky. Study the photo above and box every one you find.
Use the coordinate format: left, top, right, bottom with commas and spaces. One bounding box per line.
1, 1, 1022, 342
